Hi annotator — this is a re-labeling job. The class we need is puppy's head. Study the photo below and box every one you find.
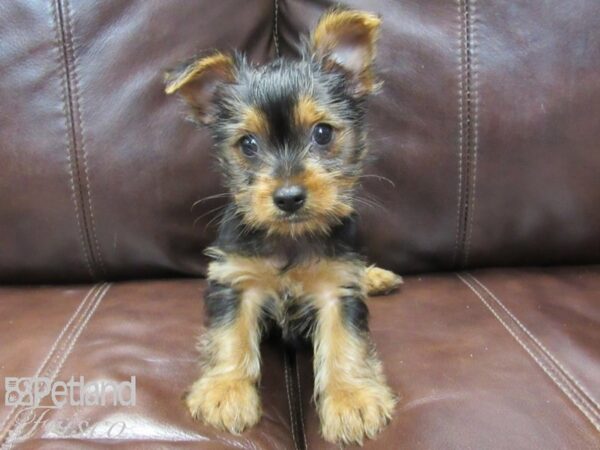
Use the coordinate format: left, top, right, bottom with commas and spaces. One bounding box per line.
166, 8, 381, 237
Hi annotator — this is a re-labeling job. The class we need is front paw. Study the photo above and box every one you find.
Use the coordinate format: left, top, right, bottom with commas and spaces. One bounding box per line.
186, 375, 261, 434
318, 382, 397, 446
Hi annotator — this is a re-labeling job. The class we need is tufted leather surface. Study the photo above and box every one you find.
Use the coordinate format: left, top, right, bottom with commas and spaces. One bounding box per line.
1, 0, 599, 283
296, 266, 600, 449
0, 280, 295, 449
0, 0, 274, 283
1, 268, 599, 448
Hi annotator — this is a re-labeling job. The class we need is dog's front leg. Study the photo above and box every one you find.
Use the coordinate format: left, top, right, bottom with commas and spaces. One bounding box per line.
186, 281, 266, 434
309, 262, 397, 445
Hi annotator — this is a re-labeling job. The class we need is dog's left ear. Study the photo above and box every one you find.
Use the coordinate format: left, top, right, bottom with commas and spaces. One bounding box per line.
311, 8, 381, 97
164, 52, 236, 125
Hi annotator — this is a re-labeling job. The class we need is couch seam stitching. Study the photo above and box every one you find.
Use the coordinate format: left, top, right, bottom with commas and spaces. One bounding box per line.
2, 284, 111, 448
0, 283, 105, 447
453, 0, 465, 268
457, 274, 600, 431
56, 0, 98, 277
40, 283, 109, 383
273, 0, 280, 58
460, 0, 473, 269
63, 0, 106, 277
294, 353, 308, 449
468, 274, 600, 412
0, 284, 99, 440
454, 0, 478, 269
2, 285, 108, 447
283, 351, 300, 450
43, 283, 110, 383
463, 0, 479, 267
50, 0, 95, 279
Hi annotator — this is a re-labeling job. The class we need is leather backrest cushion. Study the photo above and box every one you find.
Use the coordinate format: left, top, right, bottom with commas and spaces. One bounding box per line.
1, 0, 599, 283
0, 0, 273, 282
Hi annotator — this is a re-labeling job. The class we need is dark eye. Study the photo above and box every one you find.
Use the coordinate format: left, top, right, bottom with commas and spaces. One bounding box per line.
312, 123, 333, 146
239, 135, 258, 157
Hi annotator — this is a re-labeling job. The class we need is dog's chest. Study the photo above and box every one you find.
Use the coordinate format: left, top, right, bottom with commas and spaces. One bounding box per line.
266, 275, 318, 341
262, 254, 350, 339
263, 237, 322, 270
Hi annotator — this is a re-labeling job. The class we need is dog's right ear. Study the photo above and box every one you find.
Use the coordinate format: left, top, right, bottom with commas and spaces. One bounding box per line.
164, 52, 235, 125
311, 8, 381, 97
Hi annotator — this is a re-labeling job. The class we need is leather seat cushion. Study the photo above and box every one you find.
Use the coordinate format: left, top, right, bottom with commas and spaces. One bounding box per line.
1, 266, 599, 448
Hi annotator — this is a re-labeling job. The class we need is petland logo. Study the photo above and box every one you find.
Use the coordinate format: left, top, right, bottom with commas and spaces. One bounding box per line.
5, 376, 136, 408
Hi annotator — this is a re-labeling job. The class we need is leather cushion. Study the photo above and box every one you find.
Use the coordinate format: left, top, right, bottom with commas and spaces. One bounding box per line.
1, 267, 598, 448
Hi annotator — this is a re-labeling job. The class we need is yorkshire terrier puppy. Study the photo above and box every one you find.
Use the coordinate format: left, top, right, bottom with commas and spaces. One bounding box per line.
165, 8, 402, 446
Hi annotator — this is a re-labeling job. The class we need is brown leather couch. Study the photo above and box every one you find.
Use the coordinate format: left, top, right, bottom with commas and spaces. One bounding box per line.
1, 1, 599, 448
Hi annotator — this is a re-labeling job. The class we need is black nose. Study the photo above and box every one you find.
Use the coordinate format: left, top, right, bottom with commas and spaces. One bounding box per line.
273, 185, 307, 213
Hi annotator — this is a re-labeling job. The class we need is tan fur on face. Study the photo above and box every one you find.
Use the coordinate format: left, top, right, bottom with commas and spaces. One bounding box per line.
222, 106, 270, 167
187, 286, 266, 434
239, 106, 269, 138
235, 160, 355, 237
222, 95, 358, 238
221, 105, 269, 145
294, 95, 332, 128
293, 95, 347, 157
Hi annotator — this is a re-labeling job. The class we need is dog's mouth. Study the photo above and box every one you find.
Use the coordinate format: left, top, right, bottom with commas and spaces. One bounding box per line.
243, 206, 346, 238
276, 212, 310, 224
